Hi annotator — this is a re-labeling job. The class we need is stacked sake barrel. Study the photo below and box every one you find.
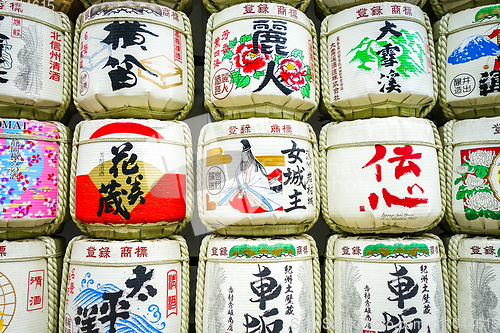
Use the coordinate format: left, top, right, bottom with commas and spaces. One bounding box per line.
317, 2, 451, 332
59, 2, 195, 332
196, 3, 322, 332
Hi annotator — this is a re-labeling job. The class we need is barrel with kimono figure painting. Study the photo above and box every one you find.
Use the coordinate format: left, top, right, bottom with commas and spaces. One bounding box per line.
70, 119, 193, 239
197, 118, 319, 236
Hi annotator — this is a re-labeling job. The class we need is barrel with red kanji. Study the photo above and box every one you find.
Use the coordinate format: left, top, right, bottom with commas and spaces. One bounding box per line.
204, 3, 319, 121
0, 1, 72, 121
198, 118, 319, 236
319, 117, 444, 234
196, 234, 321, 333
320, 2, 436, 121
70, 119, 193, 239
315, 0, 423, 17
60, 235, 189, 333
203, 0, 309, 14
324, 234, 449, 333
74, 2, 194, 120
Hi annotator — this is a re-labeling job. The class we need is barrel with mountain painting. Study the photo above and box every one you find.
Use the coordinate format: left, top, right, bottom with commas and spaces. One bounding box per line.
74, 2, 194, 120
320, 2, 436, 121
315, 0, 424, 18
70, 119, 193, 239
196, 234, 322, 333
436, 4, 500, 119
324, 234, 450, 333
204, 3, 319, 121
197, 118, 319, 236
60, 235, 189, 333
447, 234, 500, 333
0, 1, 72, 121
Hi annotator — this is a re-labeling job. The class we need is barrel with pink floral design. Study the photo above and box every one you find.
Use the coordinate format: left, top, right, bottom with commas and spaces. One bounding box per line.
205, 2, 319, 121
0, 118, 70, 239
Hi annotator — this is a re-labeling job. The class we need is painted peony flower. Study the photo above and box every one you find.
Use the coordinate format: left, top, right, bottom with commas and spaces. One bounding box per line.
231, 43, 269, 76
465, 174, 486, 190
278, 56, 308, 91
466, 192, 500, 211
467, 150, 496, 167
456, 165, 469, 174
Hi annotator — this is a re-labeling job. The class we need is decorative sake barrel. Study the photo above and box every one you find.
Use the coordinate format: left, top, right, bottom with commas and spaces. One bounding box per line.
0, 1, 72, 121
448, 234, 500, 333
0, 236, 64, 333
19, 0, 74, 14
196, 234, 322, 333
436, 5, 500, 120
70, 119, 193, 239
431, 0, 499, 18
315, 0, 423, 18
325, 234, 449, 333
203, 0, 309, 14
198, 118, 319, 236
60, 235, 189, 333
320, 2, 436, 121
442, 117, 500, 235
79, 0, 192, 12
0, 119, 70, 239
320, 117, 444, 233
74, 2, 194, 120
204, 3, 319, 121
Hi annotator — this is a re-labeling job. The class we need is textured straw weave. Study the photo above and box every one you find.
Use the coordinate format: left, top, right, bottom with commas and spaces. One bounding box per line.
72, 7, 195, 120
195, 233, 322, 333
0, 122, 71, 239
430, 0, 498, 18
69, 120, 194, 239
315, 0, 426, 18
202, 0, 310, 14
320, 10, 437, 121
79, 0, 191, 12
447, 233, 467, 333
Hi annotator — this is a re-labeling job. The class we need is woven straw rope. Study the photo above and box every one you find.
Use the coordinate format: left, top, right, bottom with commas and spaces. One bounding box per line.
57, 235, 189, 333
315, 0, 426, 18
72, 10, 194, 121
202, 0, 309, 14
320, 12, 437, 121
69, 120, 194, 239
80, 0, 190, 11
447, 233, 467, 333
203, 12, 319, 122
195, 234, 322, 333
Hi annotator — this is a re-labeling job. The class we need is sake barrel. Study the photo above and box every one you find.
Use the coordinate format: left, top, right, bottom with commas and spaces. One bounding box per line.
198, 118, 319, 236
196, 234, 322, 333
315, 0, 423, 18
19, 0, 75, 14
204, 3, 319, 121
431, 0, 499, 18
70, 119, 193, 239
203, 0, 309, 14
59, 235, 189, 333
79, 0, 192, 13
319, 117, 445, 234
324, 234, 450, 333
74, 2, 194, 120
0, 236, 64, 333
442, 117, 500, 235
0, 119, 70, 239
0, 1, 72, 121
320, 2, 436, 121
448, 234, 500, 333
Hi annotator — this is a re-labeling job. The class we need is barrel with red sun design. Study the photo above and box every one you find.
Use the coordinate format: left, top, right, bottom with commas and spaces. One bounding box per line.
71, 119, 193, 239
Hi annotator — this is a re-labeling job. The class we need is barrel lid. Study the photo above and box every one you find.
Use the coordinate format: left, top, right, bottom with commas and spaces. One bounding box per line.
0, 238, 48, 259
459, 236, 500, 260
452, 117, 500, 145
448, 4, 500, 34
0, 0, 64, 30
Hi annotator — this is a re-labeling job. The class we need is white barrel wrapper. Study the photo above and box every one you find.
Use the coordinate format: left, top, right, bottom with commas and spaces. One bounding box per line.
325, 234, 448, 333
205, 3, 318, 121
61, 236, 189, 333
75, 2, 193, 120
197, 234, 321, 333
320, 117, 443, 233
321, 2, 434, 120
198, 118, 319, 236
71, 119, 193, 239
445, 117, 500, 234
316, 0, 422, 16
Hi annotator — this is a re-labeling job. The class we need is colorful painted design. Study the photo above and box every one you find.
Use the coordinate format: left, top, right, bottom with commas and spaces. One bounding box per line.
475, 5, 500, 22
0, 119, 59, 220
0, 271, 15, 332
229, 243, 296, 258
362, 243, 430, 258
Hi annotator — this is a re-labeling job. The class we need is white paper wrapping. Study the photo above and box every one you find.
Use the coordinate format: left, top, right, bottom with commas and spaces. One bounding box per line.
317, 0, 421, 14
321, 117, 443, 233
198, 118, 319, 235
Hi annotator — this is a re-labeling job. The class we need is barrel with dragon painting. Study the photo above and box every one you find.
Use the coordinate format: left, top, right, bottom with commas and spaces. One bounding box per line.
74, 2, 194, 120
197, 118, 319, 236
202, 0, 309, 14
195, 234, 322, 333
0, 1, 72, 121
447, 234, 500, 333
70, 119, 193, 239
324, 234, 450, 333
59, 235, 189, 333
315, 0, 424, 18
320, 2, 436, 121
436, 4, 500, 119
204, 3, 319, 121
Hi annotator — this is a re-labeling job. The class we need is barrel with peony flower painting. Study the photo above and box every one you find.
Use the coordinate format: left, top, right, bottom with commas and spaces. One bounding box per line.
204, 3, 319, 121
320, 2, 436, 121
0, 119, 70, 239
70, 119, 193, 239
442, 117, 500, 235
